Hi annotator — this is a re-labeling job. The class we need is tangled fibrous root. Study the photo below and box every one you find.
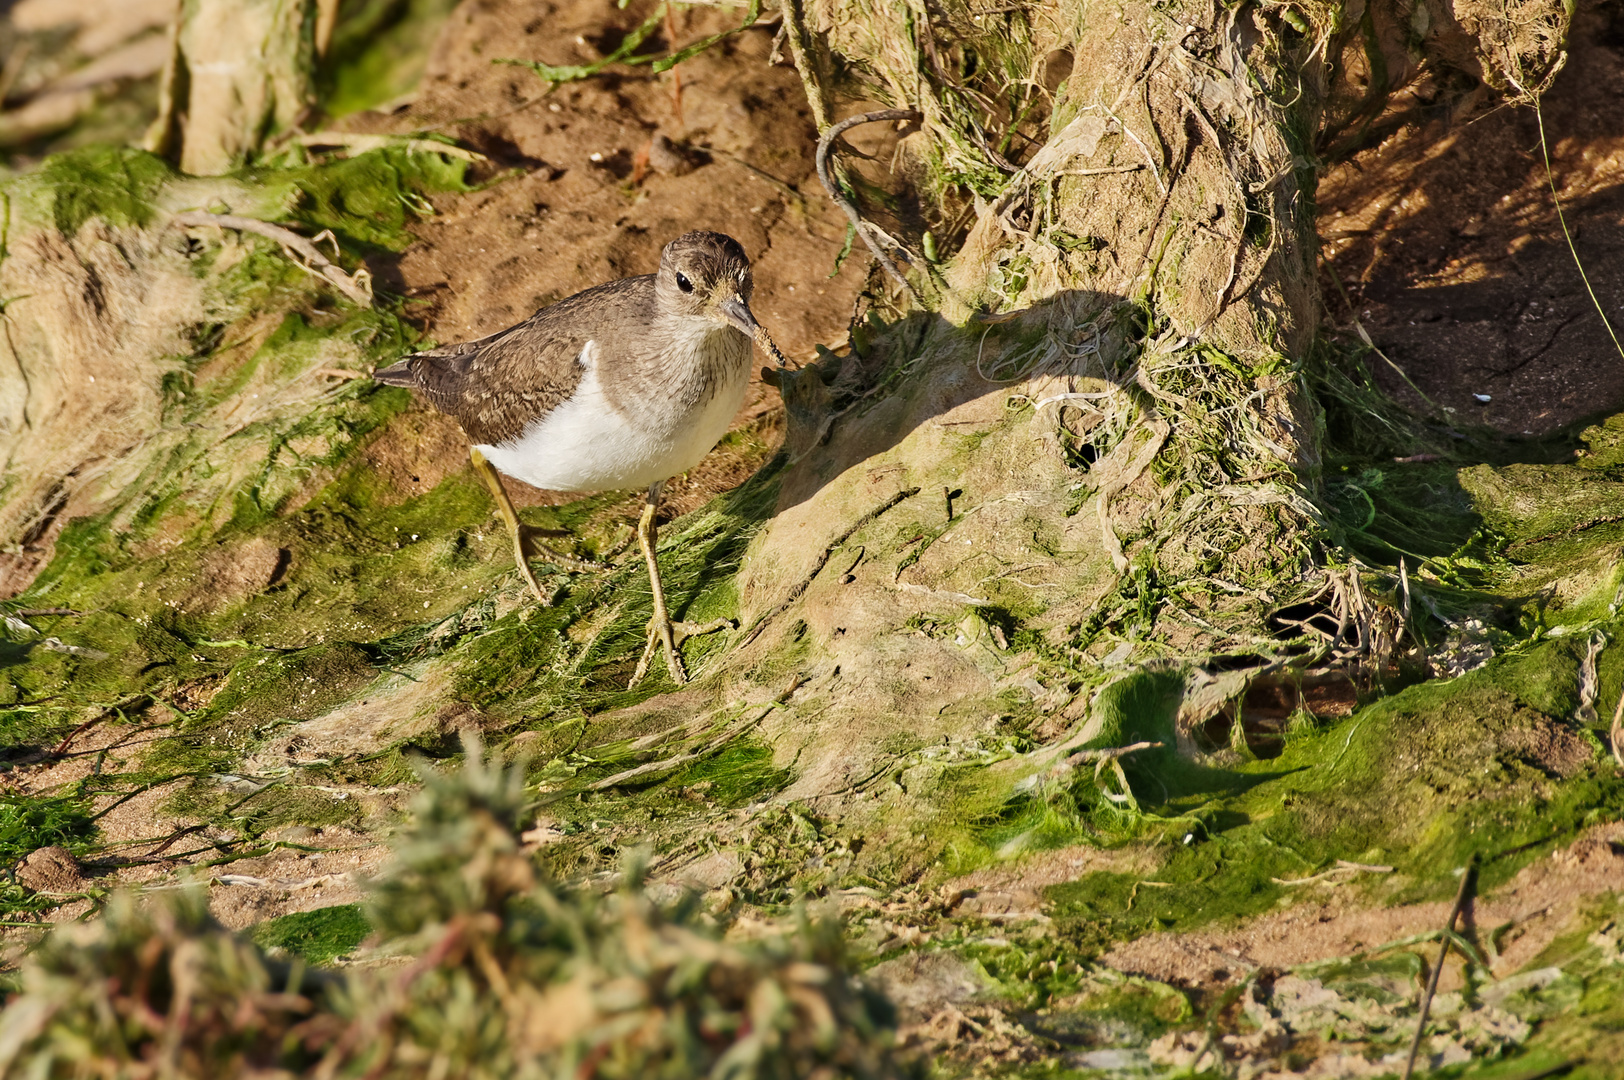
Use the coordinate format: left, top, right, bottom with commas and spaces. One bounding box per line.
1457, 0, 1572, 99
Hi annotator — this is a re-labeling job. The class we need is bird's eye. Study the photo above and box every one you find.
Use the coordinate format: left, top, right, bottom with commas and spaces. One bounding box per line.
676, 271, 693, 293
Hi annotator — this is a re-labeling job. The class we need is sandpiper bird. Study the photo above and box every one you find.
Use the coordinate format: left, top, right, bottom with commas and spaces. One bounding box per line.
373, 230, 781, 685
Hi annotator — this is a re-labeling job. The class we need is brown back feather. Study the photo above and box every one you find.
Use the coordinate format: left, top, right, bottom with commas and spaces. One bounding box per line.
374, 275, 655, 445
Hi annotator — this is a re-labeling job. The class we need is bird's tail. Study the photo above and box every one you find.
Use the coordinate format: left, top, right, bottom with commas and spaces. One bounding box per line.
371, 359, 417, 387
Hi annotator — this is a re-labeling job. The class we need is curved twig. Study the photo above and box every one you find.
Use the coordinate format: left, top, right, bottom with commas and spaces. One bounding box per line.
815, 109, 923, 300
170, 211, 373, 307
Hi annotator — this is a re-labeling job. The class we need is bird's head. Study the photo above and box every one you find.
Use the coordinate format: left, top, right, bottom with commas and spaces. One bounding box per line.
656, 230, 757, 336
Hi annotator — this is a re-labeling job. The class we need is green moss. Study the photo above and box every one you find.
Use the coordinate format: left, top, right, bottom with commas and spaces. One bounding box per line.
671, 741, 791, 808
320, 0, 460, 117
249, 146, 477, 252
38, 146, 172, 235
0, 790, 95, 865
251, 903, 371, 965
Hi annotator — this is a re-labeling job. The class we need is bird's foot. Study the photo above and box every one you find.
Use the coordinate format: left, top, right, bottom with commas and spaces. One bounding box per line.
630, 616, 736, 687
518, 525, 610, 572
513, 554, 552, 606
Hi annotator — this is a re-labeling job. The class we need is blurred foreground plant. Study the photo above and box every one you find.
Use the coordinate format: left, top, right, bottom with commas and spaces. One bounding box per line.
0, 736, 915, 1080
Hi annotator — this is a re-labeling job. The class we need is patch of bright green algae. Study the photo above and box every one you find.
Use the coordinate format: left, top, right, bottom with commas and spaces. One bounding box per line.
873, 602, 1621, 1072
252, 903, 371, 965
920, 626, 1622, 951
36, 146, 173, 234
252, 146, 477, 252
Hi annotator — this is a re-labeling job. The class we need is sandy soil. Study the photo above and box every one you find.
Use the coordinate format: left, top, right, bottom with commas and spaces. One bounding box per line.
1318, 5, 1624, 437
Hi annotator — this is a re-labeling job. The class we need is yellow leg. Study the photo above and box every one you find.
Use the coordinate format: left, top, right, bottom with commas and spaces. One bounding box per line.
470, 446, 548, 605
630, 481, 733, 686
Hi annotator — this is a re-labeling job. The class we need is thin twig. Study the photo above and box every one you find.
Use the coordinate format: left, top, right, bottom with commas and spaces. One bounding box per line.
170, 211, 374, 307
1272, 860, 1395, 886
814, 109, 923, 300
1403, 854, 1479, 1080
295, 132, 486, 162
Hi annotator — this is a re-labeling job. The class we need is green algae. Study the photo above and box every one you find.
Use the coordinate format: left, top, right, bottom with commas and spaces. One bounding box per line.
450, 458, 785, 718
670, 740, 792, 808
199, 643, 380, 728
0, 605, 207, 727
902, 619, 1622, 958
236, 786, 363, 835
320, 0, 460, 118
1492, 895, 1624, 1076
264, 145, 477, 252
251, 902, 371, 965
0, 790, 95, 866
37, 146, 173, 235
1040, 638, 1623, 944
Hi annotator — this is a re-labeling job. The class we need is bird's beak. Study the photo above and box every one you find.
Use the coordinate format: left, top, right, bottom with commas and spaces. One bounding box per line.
717, 295, 759, 337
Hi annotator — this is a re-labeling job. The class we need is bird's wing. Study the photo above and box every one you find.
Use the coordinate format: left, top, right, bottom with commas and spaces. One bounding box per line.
374, 277, 652, 445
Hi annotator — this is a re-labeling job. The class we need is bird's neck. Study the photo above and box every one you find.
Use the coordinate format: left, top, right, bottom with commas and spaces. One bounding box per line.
601, 312, 750, 415
655, 313, 742, 360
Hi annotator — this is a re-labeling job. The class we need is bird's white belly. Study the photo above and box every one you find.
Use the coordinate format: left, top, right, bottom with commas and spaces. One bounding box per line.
475, 347, 747, 493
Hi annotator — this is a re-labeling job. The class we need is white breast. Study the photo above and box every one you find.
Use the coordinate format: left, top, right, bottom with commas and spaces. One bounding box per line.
474, 337, 748, 493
